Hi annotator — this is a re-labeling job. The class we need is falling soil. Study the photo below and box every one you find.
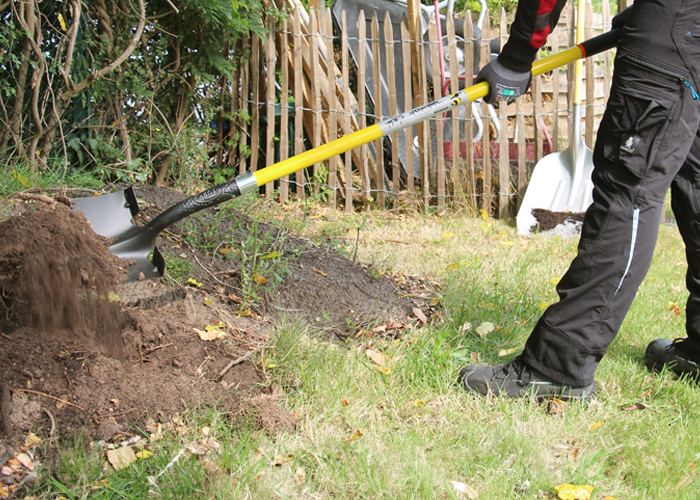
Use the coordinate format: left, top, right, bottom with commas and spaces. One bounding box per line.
531, 208, 585, 232
0, 187, 433, 471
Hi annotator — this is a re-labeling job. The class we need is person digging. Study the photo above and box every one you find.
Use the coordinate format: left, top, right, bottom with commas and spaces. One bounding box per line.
460, 0, 700, 399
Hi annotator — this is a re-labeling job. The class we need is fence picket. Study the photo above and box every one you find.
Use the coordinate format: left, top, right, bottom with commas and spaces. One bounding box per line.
372, 14, 385, 209
293, 10, 304, 198
279, 18, 290, 202
384, 12, 400, 211
400, 19, 415, 209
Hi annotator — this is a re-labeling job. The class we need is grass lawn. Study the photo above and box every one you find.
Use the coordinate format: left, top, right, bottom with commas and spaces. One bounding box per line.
37, 200, 700, 499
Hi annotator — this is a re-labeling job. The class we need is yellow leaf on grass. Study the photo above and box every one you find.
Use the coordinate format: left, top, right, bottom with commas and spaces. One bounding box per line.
11, 170, 32, 188
446, 263, 460, 270
414, 399, 426, 407
553, 484, 594, 500
442, 232, 455, 238
551, 277, 561, 286
588, 421, 604, 431
342, 430, 363, 443
500, 241, 515, 246
136, 450, 153, 459
537, 301, 550, 311
479, 209, 489, 220
188, 278, 203, 288
253, 273, 268, 284
204, 322, 224, 332
376, 366, 391, 375
262, 251, 280, 259
498, 348, 518, 357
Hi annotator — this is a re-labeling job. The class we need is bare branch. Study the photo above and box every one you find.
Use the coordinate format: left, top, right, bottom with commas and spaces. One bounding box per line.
61, 0, 147, 101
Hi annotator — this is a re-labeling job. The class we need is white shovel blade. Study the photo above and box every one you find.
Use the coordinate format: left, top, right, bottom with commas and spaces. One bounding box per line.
516, 144, 594, 235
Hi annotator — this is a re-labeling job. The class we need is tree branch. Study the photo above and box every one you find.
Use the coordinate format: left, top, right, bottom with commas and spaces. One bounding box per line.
60, 0, 146, 101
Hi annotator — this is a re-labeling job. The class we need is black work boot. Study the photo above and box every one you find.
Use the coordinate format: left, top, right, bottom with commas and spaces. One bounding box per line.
645, 338, 700, 379
459, 356, 596, 401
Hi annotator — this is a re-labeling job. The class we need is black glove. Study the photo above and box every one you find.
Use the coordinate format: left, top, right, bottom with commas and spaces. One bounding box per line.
476, 59, 532, 105
612, 6, 633, 30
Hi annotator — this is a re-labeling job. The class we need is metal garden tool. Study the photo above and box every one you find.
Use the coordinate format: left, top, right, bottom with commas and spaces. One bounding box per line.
72, 28, 622, 282
516, 0, 594, 235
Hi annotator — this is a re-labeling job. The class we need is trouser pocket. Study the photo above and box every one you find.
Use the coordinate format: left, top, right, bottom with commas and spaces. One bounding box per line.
600, 56, 684, 179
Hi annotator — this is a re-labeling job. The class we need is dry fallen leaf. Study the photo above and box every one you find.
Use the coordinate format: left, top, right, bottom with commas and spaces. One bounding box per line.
621, 402, 649, 412
16, 453, 33, 470
413, 307, 428, 324
295, 467, 306, 483
342, 430, 363, 443
106, 446, 137, 471
498, 348, 518, 357
475, 322, 494, 337
553, 484, 594, 500
545, 398, 568, 415
449, 480, 478, 499
253, 273, 268, 285
669, 302, 681, 315
24, 432, 41, 448
194, 327, 226, 341
342, 397, 349, 407
274, 454, 294, 466
366, 349, 390, 366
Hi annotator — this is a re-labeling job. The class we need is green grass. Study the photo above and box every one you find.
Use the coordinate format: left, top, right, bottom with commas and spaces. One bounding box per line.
32, 205, 700, 499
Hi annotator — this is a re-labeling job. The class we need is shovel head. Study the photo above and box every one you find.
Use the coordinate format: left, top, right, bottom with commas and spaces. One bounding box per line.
71, 187, 140, 240
72, 187, 166, 281
516, 139, 594, 235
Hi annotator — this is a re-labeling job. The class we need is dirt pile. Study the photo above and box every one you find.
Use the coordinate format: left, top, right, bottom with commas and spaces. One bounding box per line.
0, 202, 125, 351
0, 187, 431, 462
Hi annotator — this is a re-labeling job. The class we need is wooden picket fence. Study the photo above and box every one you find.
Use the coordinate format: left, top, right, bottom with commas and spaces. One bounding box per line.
225, 0, 615, 217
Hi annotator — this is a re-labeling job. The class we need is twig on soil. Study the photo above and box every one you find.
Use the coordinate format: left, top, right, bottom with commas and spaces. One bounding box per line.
43, 408, 56, 439
331, 235, 412, 245
11, 192, 57, 206
1, 333, 12, 341
192, 252, 240, 292
15, 389, 85, 410
218, 347, 271, 378
144, 342, 173, 353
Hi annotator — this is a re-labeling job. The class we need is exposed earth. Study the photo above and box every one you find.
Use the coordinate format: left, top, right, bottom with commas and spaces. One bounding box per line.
0, 186, 434, 495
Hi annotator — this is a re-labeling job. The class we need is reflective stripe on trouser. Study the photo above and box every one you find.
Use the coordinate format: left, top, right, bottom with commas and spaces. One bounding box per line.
520, 54, 700, 387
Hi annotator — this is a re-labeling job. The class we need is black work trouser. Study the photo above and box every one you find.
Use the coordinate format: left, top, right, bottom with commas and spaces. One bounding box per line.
520, 8, 700, 386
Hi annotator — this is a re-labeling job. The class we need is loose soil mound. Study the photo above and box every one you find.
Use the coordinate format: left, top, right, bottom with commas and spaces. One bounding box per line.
0, 187, 431, 463
531, 208, 585, 232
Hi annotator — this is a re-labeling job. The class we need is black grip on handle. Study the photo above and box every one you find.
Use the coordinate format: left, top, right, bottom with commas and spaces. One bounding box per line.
146, 178, 242, 235
580, 28, 622, 59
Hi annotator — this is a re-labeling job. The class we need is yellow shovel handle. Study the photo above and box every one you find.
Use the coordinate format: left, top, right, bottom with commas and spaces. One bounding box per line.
246, 27, 619, 191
